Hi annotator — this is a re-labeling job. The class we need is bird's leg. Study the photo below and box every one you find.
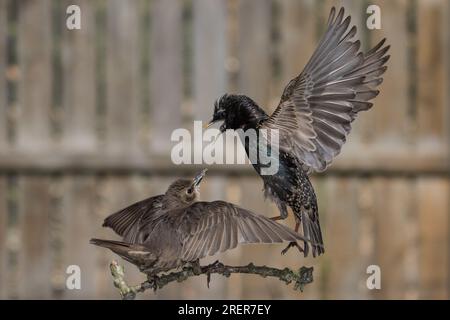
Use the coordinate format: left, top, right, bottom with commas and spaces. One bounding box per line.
280, 222, 304, 255
281, 242, 295, 255
270, 216, 284, 221
192, 259, 202, 275
270, 202, 289, 221
206, 260, 223, 288
281, 242, 304, 255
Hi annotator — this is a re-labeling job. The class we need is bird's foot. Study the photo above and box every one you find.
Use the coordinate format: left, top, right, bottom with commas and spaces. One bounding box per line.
281, 242, 304, 255
185, 259, 202, 275
210, 260, 224, 269
205, 260, 224, 289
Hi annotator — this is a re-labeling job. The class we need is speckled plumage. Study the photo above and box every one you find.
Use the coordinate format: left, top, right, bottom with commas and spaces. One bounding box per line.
207, 7, 389, 257
260, 149, 323, 257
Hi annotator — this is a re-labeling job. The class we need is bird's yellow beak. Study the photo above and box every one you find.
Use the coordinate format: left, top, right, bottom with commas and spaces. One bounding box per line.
203, 120, 214, 129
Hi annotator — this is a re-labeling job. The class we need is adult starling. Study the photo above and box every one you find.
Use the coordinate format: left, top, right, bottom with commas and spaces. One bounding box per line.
90, 169, 309, 274
205, 7, 390, 257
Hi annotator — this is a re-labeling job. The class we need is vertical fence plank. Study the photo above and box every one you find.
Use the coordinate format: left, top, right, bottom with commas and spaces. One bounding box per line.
277, 0, 315, 107
60, 175, 99, 299
417, 0, 446, 139
17, 176, 51, 298
0, 0, 6, 149
193, 0, 227, 121
322, 177, 361, 299
0, 176, 6, 298
366, 0, 411, 146
62, 0, 97, 152
417, 178, 449, 299
16, 0, 52, 151
237, 0, 272, 106
15, 0, 52, 299
0, 0, 8, 299
149, 0, 182, 153
362, 0, 414, 153
447, 0, 450, 300
105, 0, 139, 154
355, 177, 377, 299
447, 0, 450, 150
372, 177, 418, 299
417, 0, 448, 159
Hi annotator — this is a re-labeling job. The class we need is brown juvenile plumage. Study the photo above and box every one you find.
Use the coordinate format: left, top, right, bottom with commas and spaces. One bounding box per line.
90, 169, 311, 275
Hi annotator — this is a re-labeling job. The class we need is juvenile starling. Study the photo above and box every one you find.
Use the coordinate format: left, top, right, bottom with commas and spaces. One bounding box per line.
205, 7, 390, 257
90, 169, 309, 275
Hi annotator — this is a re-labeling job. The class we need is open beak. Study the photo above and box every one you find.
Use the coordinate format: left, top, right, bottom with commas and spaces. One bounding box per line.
203, 120, 214, 129
191, 168, 207, 189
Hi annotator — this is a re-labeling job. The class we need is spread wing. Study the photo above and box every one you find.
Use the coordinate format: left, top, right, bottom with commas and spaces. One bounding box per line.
261, 7, 390, 173
102, 195, 164, 243
178, 201, 307, 261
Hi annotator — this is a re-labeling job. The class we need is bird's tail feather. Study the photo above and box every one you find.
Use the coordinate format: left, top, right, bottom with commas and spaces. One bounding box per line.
90, 238, 132, 250
301, 213, 325, 258
89, 238, 155, 265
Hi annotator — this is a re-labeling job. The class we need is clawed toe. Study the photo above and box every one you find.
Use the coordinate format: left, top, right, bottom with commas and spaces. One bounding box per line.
281, 242, 304, 255
281, 246, 290, 255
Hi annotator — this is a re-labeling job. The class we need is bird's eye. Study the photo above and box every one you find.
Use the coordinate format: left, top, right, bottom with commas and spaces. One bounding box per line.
186, 188, 193, 195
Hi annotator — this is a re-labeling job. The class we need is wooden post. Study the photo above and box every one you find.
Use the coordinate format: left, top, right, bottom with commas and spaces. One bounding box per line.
322, 176, 361, 299
0, 177, 6, 299
61, 0, 97, 152
417, 178, 449, 299
0, 0, 7, 150
373, 177, 418, 299
60, 175, 99, 299
14, 0, 53, 299
417, 0, 447, 146
369, 0, 412, 145
237, 0, 272, 108
416, 0, 449, 299
192, 0, 227, 121
149, 0, 183, 154
16, 0, 52, 151
105, 0, 139, 154
0, 1, 7, 297
17, 176, 52, 298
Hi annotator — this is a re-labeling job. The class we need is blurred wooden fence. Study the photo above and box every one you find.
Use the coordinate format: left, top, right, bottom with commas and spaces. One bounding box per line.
0, 0, 449, 299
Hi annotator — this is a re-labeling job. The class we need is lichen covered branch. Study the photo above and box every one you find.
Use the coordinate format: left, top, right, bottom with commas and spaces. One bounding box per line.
109, 260, 314, 300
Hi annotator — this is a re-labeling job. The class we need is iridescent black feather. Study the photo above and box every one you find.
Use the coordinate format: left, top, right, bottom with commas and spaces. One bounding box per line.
208, 7, 390, 257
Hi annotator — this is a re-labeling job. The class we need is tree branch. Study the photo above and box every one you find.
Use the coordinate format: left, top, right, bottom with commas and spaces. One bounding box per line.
109, 260, 314, 300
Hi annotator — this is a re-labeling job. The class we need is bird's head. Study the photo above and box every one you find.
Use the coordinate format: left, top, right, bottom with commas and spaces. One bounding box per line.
205, 94, 268, 132
163, 169, 207, 209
